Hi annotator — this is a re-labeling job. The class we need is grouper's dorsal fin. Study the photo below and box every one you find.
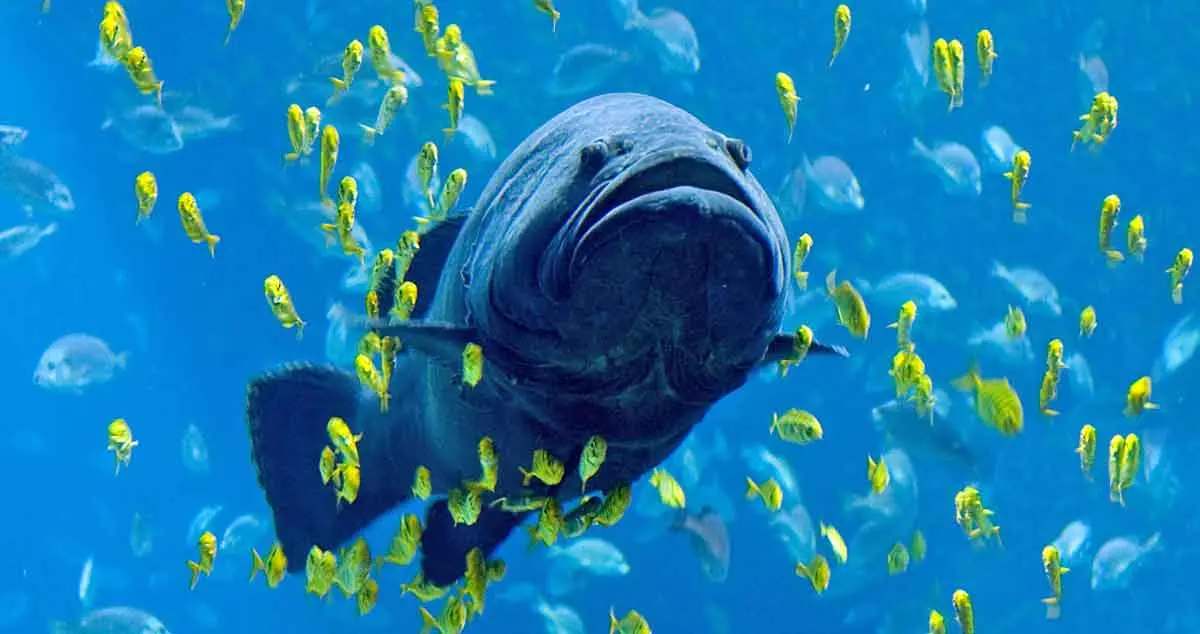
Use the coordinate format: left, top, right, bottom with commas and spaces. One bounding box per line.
760, 332, 850, 366
406, 213, 467, 321
371, 320, 480, 367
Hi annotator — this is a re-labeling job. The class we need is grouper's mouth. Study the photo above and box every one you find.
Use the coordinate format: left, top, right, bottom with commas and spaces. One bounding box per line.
525, 151, 787, 408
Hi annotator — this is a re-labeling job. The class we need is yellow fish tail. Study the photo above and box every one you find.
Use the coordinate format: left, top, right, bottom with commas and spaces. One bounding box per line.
745, 477, 760, 500
205, 234, 220, 258
249, 548, 264, 582
473, 80, 496, 96
187, 560, 203, 590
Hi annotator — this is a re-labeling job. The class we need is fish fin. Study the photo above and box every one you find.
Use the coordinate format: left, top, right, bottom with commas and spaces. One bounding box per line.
420, 499, 529, 586
370, 320, 481, 367
404, 213, 466, 320
759, 333, 850, 366
245, 362, 412, 573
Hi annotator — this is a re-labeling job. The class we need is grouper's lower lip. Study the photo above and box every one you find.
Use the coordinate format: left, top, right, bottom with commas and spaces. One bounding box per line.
547, 185, 783, 400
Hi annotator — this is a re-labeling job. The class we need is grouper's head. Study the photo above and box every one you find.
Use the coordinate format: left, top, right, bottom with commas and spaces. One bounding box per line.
461, 94, 789, 443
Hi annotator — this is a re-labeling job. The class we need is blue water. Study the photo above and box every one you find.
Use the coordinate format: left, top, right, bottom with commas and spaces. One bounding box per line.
4, 1, 1198, 632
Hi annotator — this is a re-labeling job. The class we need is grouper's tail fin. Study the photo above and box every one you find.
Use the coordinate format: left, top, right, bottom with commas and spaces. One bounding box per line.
246, 362, 410, 572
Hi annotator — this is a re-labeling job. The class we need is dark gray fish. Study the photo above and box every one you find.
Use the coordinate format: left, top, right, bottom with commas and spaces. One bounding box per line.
50, 606, 171, 634
0, 153, 74, 215
547, 43, 633, 97
244, 93, 848, 586
672, 506, 730, 583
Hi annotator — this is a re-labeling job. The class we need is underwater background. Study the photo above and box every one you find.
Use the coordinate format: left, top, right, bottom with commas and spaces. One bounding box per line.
2, 0, 1199, 632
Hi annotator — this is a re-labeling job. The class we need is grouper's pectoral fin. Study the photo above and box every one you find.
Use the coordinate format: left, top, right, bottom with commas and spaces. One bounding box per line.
245, 362, 412, 573
420, 499, 530, 587
760, 332, 851, 367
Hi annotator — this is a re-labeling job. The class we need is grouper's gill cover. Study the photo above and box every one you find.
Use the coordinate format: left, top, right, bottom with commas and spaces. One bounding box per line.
245, 93, 849, 587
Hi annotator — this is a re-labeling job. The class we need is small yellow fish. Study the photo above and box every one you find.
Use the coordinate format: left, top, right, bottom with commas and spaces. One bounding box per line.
886, 542, 910, 575
414, 1, 441, 56
329, 39, 364, 103
263, 275, 305, 337
461, 548, 488, 616
976, 29, 997, 85
1079, 305, 1097, 337
867, 455, 889, 494
909, 373, 937, 422
746, 476, 783, 512
887, 300, 917, 350
302, 106, 322, 156
578, 435, 608, 493
380, 513, 423, 568
283, 104, 306, 163
1004, 149, 1032, 222
360, 84, 408, 144
952, 364, 1024, 436
792, 232, 813, 289
609, 608, 652, 634
777, 324, 814, 377
365, 25, 406, 84
889, 348, 926, 397
447, 487, 483, 526
177, 192, 220, 256
955, 486, 1001, 544
770, 409, 823, 444
1076, 423, 1096, 479
435, 167, 467, 220
321, 202, 366, 263
929, 610, 947, 634
462, 342, 483, 387
1124, 376, 1157, 417
952, 589, 975, 634
355, 353, 390, 412
249, 542, 288, 589
1038, 370, 1060, 417
820, 522, 848, 564
106, 418, 137, 474
336, 463, 361, 506
412, 465, 432, 499
1098, 193, 1124, 264
1168, 247, 1193, 304
826, 269, 870, 338
1127, 214, 1148, 261
327, 416, 361, 465
319, 445, 339, 486
593, 483, 632, 527
775, 72, 800, 143
435, 24, 496, 95
1118, 432, 1142, 493
520, 449, 566, 487
467, 436, 499, 494
318, 125, 340, 205
650, 468, 686, 509
911, 530, 927, 561
134, 171, 157, 224
533, 0, 560, 32
1107, 433, 1126, 503
224, 0, 244, 45
443, 78, 466, 138
1041, 544, 1069, 619
829, 4, 851, 68
947, 39, 966, 109
932, 38, 953, 101
527, 498, 563, 547
356, 578, 379, 616
121, 47, 164, 107
1072, 91, 1119, 151
1004, 305, 1026, 339
187, 531, 217, 590
402, 571, 451, 603
794, 554, 831, 594
416, 141, 439, 212
304, 546, 337, 599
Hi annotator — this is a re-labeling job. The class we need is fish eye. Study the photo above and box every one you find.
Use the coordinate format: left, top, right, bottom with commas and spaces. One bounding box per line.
724, 138, 751, 171
579, 139, 610, 172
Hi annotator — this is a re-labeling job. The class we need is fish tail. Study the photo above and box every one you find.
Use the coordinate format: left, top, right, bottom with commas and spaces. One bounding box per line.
744, 477, 759, 500
245, 362, 417, 576
224, 28, 233, 46
187, 561, 202, 590
205, 234, 220, 257
249, 548, 264, 582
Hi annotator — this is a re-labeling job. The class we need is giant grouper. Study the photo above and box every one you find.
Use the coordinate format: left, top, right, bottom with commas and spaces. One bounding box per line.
245, 92, 848, 587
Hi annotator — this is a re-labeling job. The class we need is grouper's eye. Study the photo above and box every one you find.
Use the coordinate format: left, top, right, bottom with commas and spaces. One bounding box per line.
724, 137, 751, 171
579, 140, 609, 172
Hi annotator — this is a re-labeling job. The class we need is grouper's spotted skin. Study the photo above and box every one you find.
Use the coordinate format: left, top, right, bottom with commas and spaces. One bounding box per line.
245, 93, 848, 586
